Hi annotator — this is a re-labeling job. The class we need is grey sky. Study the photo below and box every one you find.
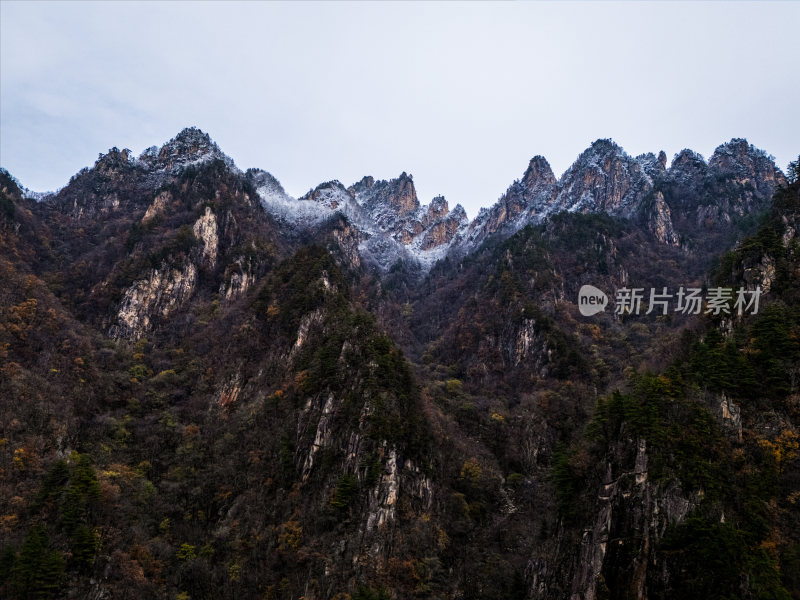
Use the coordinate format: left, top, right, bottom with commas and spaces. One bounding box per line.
1, 1, 798, 218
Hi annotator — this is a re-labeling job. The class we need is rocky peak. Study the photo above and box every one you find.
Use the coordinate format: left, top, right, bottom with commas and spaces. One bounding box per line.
301, 180, 352, 210
666, 150, 709, 209
708, 138, 786, 189
248, 165, 465, 272
427, 195, 449, 221
160, 126, 214, 157
449, 203, 467, 221
350, 175, 375, 195
354, 172, 419, 217
388, 192, 461, 247
138, 126, 235, 175
554, 138, 653, 217
660, 142, 786, 254
418, 206, 468, 251
709, 138, 761, 170
522, 155, 557, 189
580, 138, 626, 165
94, 147, 135, 174
454, 156, 557, 253
669, 149, 707, 181
636, 150, 667, 179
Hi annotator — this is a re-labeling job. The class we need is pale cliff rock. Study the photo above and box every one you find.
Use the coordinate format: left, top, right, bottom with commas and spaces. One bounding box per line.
716, 393, 743, 442
644, 191, 680, 246
331, 221, 363, 271
142, 190, 172, 223
192, 206, 218, 268
110, 261, 198, 340
301, 393, 337, 481
365, 448, 399, 533
743, 255, 777, 293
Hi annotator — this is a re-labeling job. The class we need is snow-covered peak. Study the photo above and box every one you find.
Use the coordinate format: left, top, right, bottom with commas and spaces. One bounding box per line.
137, 127, 237, 175
173, 126, 213, 146
521, 155, 557, 189
554, 138, 653, 216
247, 166, 469, 274
247, 168, 288, 198
452, 154, 558, 254
667, 149, 707, 187
301, 180, 352, 210
574, 138, 625, 167
449, 203, 467, 221
355, 191, 469, 274
350, 172, 420, 230
708, 138, 785, 185
636, 151, 667, 179
428, 195, 449, 220
671, 148, 706, 167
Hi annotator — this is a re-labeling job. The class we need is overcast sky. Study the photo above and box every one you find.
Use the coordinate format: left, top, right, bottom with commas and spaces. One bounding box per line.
1, 1, 798, 218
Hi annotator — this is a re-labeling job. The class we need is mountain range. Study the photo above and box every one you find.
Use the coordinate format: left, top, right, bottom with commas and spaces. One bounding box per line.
23, 127, 786, 278
0, 128, 798, 600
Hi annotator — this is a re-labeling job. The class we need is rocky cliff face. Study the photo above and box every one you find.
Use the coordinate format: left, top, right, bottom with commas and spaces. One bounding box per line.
642, 191, 680, 246
554, 139, 654, 217
352, 171, 419, 227
110, 260, 198, 340
459, 156, 557, 251
708, 138, 785, 198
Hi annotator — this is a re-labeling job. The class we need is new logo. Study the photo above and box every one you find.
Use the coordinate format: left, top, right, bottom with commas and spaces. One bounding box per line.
578, 284, 608, 316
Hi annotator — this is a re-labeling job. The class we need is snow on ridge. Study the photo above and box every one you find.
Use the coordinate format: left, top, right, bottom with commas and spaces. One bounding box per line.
256, 171, 471, 274
134, 127, 241, 177
255, 176, 380, 236
256, 185, 334, 227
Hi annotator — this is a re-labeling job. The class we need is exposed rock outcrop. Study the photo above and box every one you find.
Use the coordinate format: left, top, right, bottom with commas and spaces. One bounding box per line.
643, 191, 679, 246
459, 155, 557, 250
142, 190, 172, 223
110, 261, 197, 340
192, 206, 218, 268
554, 139, 654, 217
